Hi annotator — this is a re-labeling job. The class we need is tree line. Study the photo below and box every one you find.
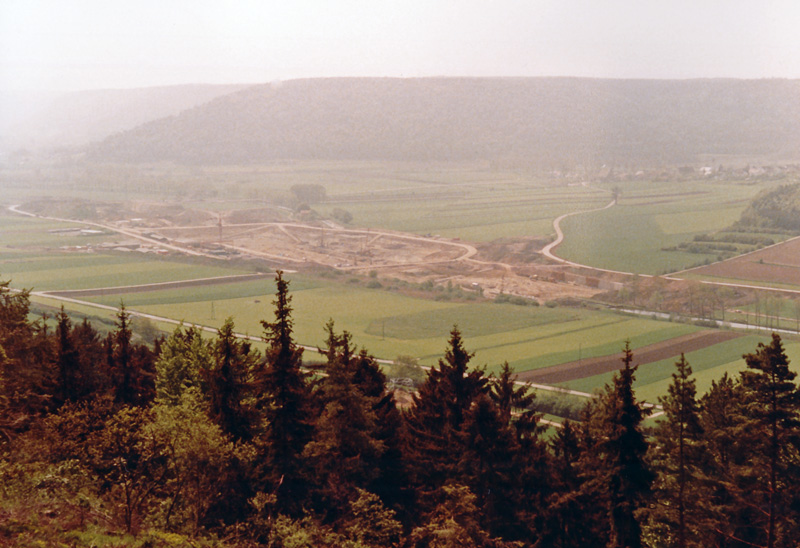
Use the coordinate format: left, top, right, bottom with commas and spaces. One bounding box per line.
1, 273, 800, 547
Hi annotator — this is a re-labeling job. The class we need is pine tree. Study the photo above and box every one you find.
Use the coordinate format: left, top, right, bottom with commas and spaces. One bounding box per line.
53, 306, 81, 407
205, 317, 259, 442
739, 334, 800, 548
650, 353, 704, 548
404, 326, 489, 499
256, 271, 317, 515
106, 304, 155, 407
303, 325, 385, 519
697, 372, 751, 547
596, 341, 653, 548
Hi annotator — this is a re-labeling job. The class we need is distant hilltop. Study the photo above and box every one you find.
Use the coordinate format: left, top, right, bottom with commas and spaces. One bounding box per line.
46, 77, 800, 167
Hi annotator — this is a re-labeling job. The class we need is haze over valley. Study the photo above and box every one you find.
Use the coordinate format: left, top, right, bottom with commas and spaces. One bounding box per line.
4, 2, 800, 546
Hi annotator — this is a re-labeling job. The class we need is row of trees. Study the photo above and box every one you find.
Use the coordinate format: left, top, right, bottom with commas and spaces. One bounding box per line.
1, 274, 800, 547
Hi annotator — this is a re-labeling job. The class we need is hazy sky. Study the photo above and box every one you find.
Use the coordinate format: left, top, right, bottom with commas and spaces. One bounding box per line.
2, 0, 800, 91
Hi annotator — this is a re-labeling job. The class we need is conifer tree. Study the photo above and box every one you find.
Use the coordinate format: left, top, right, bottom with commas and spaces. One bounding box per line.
458, 392, 522, 540
106, 304, 155, 407
304, 325, 385, 519
489, 361, 548, 541
739, 334, 800, 548
490, 361, 536, 424
543, 419, 605, 547
594, 342, 653, 548
404, 326, 488, 498
0, 281, 54, 427
650, 353, 704, 548
347, 342, 410, 519
697, 372, 751, 546
256, 271, 317, 515
53, 306, 81, 407
205, 317, 258, 442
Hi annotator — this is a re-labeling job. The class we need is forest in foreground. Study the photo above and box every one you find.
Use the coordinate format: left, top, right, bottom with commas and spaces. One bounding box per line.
1, 273, 800, 548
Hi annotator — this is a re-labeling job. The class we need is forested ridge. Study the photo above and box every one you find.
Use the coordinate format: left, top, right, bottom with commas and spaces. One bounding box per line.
86, 77, 800, 167
2, 274, 800, 548
737, 182, 800, 232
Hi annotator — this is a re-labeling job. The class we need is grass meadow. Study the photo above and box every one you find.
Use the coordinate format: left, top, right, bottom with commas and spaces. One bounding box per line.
555, 179, 770, 275
79, 271, 704, 380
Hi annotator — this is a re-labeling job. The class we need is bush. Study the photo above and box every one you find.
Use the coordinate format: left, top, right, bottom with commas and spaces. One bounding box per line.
494, 293, 538, 306
332, 208, 353, 224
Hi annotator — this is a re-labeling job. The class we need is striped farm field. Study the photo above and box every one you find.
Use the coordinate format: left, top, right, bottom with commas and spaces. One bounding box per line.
685, 236, 800, 290
555, 333, 800, 401
82, 270, 708, 378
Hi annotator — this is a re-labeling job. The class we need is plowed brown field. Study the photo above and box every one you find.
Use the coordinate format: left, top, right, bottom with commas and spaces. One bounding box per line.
690, 236, 800, 286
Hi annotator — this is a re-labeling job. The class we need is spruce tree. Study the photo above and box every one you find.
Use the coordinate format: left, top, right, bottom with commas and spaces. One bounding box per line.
404, 326, 488, 499
53, 306, 81, 407
489, 361, 548, 542
740, 334, 800, 548
106, 304, 155, 407
697, 372, 751, 546
596, 342, 653, 548
256, 271, 317, 515
303, 325, 385, 519
206, 317, 258, 442
0, 282, 52, 431
543, 419, 604, 547
650, 353, 704, 548
458, 392, 522, 540
490, 361, 536, 424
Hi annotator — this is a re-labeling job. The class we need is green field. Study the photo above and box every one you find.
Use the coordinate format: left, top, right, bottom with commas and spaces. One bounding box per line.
558, 334, 800, 402
75, 271, 701, 378
555, 180, 773, 275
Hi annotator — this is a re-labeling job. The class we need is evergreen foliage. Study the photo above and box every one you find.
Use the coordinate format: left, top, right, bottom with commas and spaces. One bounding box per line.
255, 270, 318, 516
3, 274, 800, 547
404, 326, 489, 505
650, 354, 704, 548
205, 317, 259, 442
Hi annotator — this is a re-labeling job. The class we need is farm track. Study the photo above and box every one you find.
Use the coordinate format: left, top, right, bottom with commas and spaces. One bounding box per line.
541, 198, 618, 268
515, 329, 745, 385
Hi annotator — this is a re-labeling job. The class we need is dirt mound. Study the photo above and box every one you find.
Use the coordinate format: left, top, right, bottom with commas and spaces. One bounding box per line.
517, 330, 744, 385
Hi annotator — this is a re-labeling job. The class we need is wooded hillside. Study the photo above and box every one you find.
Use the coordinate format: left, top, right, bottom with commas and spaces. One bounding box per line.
87, 77, 800, 167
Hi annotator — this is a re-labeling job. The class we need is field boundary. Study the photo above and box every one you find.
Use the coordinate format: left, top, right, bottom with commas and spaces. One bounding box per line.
515, 329, 744, 385
44, 273, 271, 298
